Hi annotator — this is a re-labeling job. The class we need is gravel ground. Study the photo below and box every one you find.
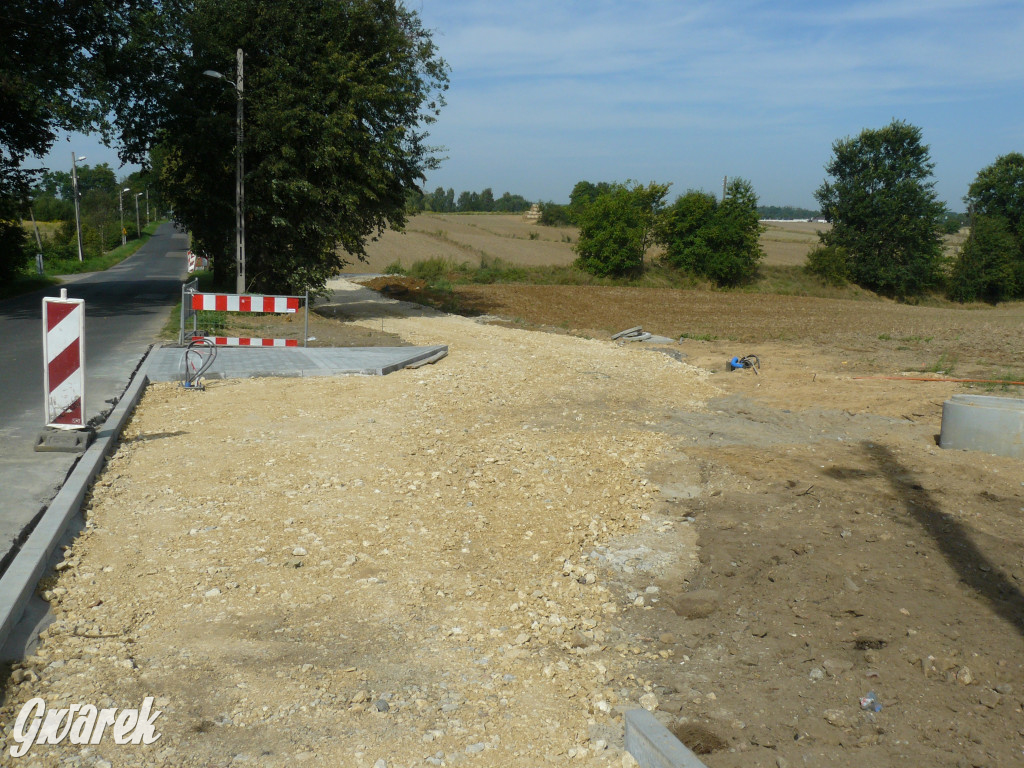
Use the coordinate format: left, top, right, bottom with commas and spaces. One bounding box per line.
1, 281, 718, 767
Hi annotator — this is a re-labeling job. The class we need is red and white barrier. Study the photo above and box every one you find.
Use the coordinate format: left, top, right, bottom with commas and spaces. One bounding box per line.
42, 290, 85, 429
191, 293, 300, 313
212, 337, 298, 347
186, 250, 209, 274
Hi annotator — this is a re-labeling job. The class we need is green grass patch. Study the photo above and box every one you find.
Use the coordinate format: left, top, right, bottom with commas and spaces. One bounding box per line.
679, 332, 718, 342
394, 256, 882, 300
921, 353, 958, 375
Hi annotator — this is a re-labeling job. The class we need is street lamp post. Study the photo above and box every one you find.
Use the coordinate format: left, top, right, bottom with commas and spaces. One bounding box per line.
118, 187, 131, 245
135, 192, 144, 237
71, 153, 87, 261
145, 188, 150, 225
204, 47, 245, 294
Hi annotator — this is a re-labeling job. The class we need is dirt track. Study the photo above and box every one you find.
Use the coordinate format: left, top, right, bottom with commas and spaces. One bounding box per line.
3, 280, 1024, 767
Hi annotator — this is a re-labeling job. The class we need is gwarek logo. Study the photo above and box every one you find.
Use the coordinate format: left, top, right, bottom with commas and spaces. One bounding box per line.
9, 697, 162, 758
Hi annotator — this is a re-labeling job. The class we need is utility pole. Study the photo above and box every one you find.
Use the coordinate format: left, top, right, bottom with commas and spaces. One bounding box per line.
722, 176, 728, 202
29, 208, 44, 274
203, 47, 245, 294
71, 152, 86, 261
236, 47, 245, 294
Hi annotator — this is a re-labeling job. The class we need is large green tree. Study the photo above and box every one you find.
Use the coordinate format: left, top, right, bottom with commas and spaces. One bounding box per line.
156, 0, 448, 294
574, 181, 669, 278
815, 120, 946, 297
949, 152, 1024, 301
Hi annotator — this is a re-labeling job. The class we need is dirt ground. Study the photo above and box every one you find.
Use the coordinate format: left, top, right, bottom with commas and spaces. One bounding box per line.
3, 280, 1024, 768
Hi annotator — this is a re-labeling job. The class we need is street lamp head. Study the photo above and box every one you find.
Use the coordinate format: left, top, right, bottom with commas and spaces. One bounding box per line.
122, 187, 131, 193
203, 69, 225, 80
76, 156, 87, 162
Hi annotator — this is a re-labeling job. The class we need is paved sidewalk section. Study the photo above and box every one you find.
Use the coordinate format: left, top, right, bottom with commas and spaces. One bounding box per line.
146, 343, 448, 381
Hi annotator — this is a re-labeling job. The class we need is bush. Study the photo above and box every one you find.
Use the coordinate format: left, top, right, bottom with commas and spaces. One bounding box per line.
383, 260, 406, 275
538, 202, 571, 227
657, 179, 763, 287
804, 244, 850, 286
406, 257, 456, 283
574, 182, 669, 278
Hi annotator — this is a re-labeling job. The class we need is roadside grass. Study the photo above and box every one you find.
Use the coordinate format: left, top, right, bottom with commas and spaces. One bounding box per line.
3, 221, 170, 301
45, 220, 167, 276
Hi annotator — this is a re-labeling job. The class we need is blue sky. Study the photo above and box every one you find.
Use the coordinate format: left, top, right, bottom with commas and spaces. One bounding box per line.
43, 0, 1024, 210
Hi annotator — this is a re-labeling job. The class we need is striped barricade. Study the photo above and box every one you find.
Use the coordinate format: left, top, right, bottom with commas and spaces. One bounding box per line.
191, 293, 301, 314
181, 290, 308, 347
42, 290, 86, 428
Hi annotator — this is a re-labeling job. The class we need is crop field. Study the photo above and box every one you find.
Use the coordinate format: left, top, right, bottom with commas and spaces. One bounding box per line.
347, 213, 969, 275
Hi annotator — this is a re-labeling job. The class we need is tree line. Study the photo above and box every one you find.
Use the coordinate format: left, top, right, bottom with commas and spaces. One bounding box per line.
406, 187, 532, 213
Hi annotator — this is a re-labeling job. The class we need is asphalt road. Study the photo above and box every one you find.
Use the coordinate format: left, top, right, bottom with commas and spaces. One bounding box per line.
0, 222, 188, 570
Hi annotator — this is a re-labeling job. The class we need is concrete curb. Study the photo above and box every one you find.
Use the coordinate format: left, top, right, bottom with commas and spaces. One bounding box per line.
0, 356, 153, 658
625, 709, 710, 768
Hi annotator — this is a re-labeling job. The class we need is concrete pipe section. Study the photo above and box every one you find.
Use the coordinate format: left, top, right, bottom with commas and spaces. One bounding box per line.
940, 394, 1024, 459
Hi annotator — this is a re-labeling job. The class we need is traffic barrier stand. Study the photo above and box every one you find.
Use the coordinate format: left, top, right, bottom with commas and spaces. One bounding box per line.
179, 283, 309, 347
36, 289, 93, 453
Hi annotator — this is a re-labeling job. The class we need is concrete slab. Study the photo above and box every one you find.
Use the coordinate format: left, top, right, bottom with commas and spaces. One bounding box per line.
145, 344, 449, 382
34, 429, 95, 453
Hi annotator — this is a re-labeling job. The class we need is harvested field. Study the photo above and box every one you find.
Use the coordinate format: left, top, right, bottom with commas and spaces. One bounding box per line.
347, 214, 965, 275
348, 213, 577, 273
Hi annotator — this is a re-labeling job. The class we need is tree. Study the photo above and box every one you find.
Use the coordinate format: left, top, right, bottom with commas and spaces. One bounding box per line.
457, 190, 480, 212
658, 178, 764, 286
493, 192, 530, 213
574, 181, 669, 277
658, 190, 718, 273
947, 215, 1019, 303
0, 0, 174, 278
154, 0, 449, 294
814, 120, 946, 297
952, 152, 1024, 299
569, 180, 613, 224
